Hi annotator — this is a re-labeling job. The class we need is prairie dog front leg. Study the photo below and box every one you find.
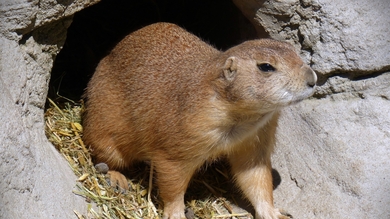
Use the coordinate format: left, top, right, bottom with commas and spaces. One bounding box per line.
229, 149, 277, 219
228, 116, 290, 219
154, 155, 202, 219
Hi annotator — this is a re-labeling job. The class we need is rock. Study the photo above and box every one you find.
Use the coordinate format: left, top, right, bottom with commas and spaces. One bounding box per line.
0, 0, 99, 218
95, 163, 109, 174
273, 72, 390, 219
253, 0, 390, 77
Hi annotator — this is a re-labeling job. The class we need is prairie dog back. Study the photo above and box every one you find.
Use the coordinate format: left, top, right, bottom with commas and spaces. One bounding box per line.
83, 22, 317, 219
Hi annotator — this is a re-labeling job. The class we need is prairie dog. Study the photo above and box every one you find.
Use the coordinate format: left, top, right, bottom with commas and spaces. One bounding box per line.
83, 22, 317, 219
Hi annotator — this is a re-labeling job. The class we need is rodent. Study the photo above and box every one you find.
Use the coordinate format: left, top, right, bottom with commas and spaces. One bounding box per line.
82, 22, 317, 219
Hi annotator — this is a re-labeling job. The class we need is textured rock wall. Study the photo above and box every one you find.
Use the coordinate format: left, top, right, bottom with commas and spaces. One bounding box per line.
255, 0, 390, 77
274, 79, 390, 218
0, 0, 99, 218
246, 0, 390, 218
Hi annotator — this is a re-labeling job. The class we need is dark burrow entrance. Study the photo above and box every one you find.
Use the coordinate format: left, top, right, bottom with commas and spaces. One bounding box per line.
48, 0, 258, 101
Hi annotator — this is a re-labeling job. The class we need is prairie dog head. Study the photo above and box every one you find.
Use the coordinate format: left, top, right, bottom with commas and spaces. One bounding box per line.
219, 39, 317, 113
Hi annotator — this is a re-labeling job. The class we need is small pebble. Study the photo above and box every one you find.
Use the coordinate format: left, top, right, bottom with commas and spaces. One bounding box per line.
95, 162, 109, 174
185, 208, 195, 219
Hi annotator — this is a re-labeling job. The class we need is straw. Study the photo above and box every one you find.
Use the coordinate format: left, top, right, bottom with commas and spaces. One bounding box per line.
44, 99, 253, 219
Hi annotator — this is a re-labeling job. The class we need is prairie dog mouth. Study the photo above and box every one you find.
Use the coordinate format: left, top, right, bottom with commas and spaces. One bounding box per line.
278, 86, 316, 106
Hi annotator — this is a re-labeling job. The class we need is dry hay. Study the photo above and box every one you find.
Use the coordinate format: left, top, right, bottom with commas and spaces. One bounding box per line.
44, 98, 253, 219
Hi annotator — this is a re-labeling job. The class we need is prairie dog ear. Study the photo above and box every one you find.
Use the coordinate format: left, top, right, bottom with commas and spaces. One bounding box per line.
223, 57, 237, 81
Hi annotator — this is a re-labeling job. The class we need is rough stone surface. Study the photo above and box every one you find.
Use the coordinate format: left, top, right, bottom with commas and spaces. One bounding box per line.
0, 0, 99, 39
254, 0, 390, 77
273, 73, 390, 219
0, 0, 99, 218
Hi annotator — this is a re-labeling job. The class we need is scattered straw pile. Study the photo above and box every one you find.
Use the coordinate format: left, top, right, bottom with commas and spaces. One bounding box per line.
44, 98, 252, 219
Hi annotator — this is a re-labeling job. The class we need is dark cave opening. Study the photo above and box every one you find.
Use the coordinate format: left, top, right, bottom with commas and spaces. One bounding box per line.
48, 0, 258, 102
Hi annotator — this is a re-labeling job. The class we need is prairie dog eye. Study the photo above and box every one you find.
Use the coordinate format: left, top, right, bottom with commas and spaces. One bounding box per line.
258, 63, 275, 72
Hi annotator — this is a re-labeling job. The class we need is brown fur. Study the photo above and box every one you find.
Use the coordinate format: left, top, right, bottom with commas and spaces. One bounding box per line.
83, 22, 317, 219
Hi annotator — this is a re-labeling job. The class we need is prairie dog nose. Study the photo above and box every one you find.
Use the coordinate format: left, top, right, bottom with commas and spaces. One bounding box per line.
304, 66, 317, 87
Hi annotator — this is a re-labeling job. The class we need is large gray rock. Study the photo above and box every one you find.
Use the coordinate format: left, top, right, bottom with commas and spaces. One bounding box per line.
274, 73, 390, 219
254, 0, 390, 76
0, 0, 99, 218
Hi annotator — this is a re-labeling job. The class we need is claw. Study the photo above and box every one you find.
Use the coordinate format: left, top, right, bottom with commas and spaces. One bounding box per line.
277, 208, 293, 219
